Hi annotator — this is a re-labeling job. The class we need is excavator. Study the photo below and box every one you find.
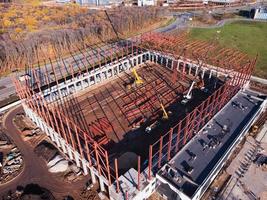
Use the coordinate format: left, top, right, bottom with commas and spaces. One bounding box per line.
145, 95, 171, 134
145, 103, 170, 134
126, 68, 143, 90
133, 68, 143, 85
161, 103, 169, 120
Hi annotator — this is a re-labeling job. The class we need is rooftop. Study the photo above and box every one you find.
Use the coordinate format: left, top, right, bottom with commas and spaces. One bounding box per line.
157, 90, 266, 198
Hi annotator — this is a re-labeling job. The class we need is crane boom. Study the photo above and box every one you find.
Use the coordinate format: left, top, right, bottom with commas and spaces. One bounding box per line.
184, 81, 196, 100
133, 68, 143, 85
160, 103, 169, 120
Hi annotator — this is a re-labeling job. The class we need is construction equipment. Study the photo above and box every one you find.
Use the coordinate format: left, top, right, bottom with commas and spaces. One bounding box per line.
182, 81, 196, 104
161, 103, 169, 120
145, 121, 160, 133
125, 68, 143, 89
197, 78, 205, 90
132, 68, 143, 85
155, 92, 171, 120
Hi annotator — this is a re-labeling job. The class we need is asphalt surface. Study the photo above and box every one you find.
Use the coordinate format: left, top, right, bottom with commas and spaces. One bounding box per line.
0, 106, 87, 197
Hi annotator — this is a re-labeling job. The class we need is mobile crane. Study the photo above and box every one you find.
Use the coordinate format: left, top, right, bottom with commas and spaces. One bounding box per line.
125, 68, 143, 90
181, 81, 196, 104
133, 68, 143, 85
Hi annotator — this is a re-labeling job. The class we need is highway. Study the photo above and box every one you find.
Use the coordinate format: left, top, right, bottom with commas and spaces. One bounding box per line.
0, 106, 87, 198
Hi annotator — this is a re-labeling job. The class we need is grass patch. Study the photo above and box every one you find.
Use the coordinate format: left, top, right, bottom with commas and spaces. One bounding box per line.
189, 21, 267, 78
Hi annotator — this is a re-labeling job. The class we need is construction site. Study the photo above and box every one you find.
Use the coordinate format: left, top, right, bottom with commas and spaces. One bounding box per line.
12, 32, 266, 200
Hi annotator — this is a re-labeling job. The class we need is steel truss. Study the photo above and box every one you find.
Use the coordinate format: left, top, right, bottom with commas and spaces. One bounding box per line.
13, 33, 256, 198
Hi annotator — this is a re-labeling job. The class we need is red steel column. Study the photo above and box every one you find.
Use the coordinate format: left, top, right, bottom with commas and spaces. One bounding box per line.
158, 136, 163, 169
74, 124, 83, 158
115, 158, 120, 193
183, 115, 190, 145
167, 128, 173, 161
105, 151, 111, 185
50, 107, 64, 142
56, 110, 69, 144
68, 121, 78, 150
148, 145, 153, 180
83, 132, 92, 166
196, 102, 205, 132
175, 122, 181, 152
137, 156, 141, 191
188, 110, 197, 139
94, 142, 101, 175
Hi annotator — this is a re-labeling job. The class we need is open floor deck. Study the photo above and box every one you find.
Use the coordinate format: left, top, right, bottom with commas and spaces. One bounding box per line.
57, 62, 222, 161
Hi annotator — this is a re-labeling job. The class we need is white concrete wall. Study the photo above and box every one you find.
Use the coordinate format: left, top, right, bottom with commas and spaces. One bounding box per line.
22, 103, 110, 192
42, 52, 148, 102
148, 51, 229, 80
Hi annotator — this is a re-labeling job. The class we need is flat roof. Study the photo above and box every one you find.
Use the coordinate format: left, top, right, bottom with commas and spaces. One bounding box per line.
158, 90, 265, 198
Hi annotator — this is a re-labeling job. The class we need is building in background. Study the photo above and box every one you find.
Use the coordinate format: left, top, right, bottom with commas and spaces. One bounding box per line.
137, 0, 157, 6
254, 7, 267, 20
75, 0, 110, 6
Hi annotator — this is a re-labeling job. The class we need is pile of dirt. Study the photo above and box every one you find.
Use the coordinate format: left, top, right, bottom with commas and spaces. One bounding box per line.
13, 114, 36, 131
79, 188, 100, 200
0, 130, 12, 144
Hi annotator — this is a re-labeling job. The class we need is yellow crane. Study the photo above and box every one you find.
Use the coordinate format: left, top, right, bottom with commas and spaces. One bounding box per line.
132, 68, 143, 85
156, 92, 170, 120
160, 103, 169, 120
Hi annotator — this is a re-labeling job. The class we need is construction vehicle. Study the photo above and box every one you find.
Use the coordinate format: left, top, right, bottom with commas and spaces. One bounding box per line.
161, 103, 168, 120
161, 103, 172, 120
181, 81, 196, 104
145, 121, 160, 133
197, 78, 205, 90
125, 68, 143, 90
133, 68, 143, 85
155, 92, 172, 120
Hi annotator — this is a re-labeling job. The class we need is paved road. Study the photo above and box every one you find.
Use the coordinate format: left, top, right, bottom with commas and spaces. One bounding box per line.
0, 106, 87, 197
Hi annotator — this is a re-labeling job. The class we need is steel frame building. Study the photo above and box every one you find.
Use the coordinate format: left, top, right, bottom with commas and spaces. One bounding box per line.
13, 33, 257, 200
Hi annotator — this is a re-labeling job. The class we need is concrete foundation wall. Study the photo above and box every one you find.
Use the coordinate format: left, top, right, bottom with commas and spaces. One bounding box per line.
149, 51, 229, 80
43, 52, 149, 102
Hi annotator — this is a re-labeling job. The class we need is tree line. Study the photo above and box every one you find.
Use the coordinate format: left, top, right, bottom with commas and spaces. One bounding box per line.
0, 3, 166, 74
